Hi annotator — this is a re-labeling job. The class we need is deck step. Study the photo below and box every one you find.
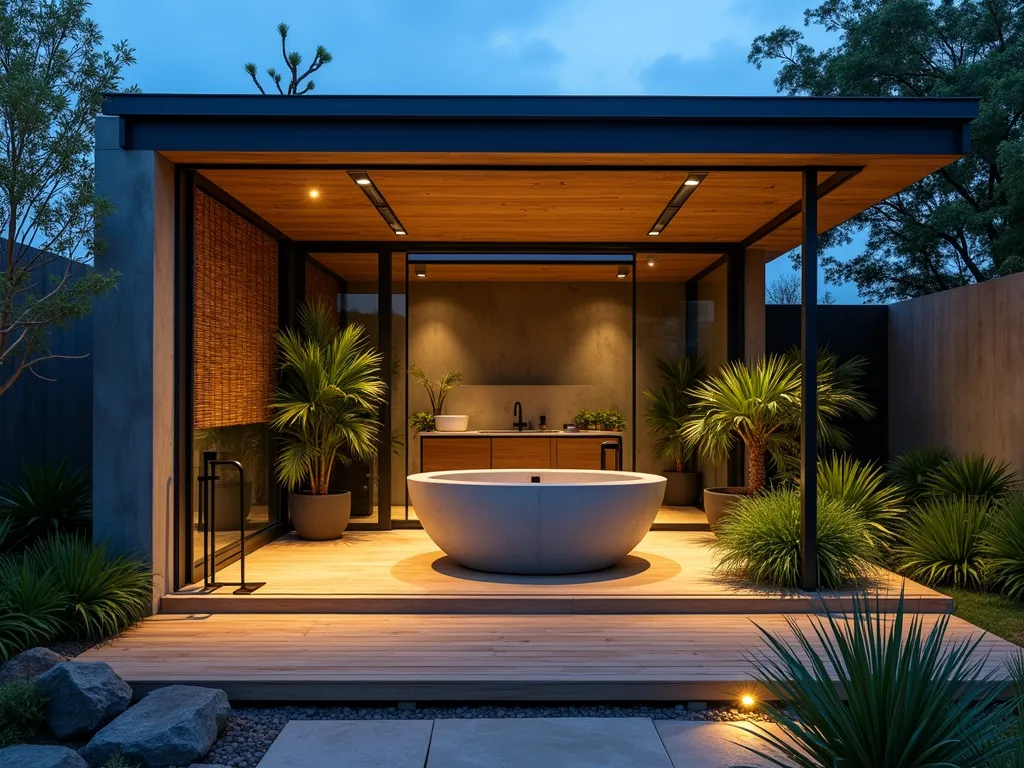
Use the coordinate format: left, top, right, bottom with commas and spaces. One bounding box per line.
160, 591, 954, 616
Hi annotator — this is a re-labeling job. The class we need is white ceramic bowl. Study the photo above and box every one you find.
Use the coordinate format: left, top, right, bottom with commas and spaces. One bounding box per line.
407, 469, 666, 574
434, 414, 469, 432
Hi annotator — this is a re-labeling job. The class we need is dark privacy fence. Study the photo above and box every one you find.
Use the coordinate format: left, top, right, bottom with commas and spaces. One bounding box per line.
0, 255, 93, 484
766, 304, 890, 466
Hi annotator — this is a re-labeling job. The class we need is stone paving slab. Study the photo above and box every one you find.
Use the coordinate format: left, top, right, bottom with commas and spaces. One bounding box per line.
426, 717, 674, 768
654, 721, 790, 767
256, 720, 433, 768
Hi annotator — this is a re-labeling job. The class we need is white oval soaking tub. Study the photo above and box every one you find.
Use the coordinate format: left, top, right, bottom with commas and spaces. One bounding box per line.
406, 469, 666, 575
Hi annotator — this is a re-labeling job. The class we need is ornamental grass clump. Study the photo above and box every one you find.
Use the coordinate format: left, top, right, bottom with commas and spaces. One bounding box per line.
924, 453, 1020, 501
711, 489, 877, 589
982, 494, 1024, 601
817, 453, 903, 543
887, 446, 952, 502
896, 497, 989, 589
743, 590, 1018, 768
0, 557, 66, 660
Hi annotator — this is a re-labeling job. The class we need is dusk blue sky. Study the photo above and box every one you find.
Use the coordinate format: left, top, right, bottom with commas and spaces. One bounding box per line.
90, 0, 868, 302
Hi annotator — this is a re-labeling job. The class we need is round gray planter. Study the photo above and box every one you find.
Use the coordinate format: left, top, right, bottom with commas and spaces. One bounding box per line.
703, 486, 748, 531
662, 471, 700, 507
289, 491, 351, 541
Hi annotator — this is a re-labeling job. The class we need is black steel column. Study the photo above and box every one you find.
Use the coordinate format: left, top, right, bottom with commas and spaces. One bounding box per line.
377, 251, 393, 529
800, 169, 819, 591
726, 250, 746, 487
684, 279, 698, 359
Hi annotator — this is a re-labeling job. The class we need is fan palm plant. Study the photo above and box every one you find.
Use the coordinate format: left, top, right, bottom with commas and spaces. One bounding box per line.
271, 301, 386, 495
643, 357, 705, 473
408, 363, 462, 417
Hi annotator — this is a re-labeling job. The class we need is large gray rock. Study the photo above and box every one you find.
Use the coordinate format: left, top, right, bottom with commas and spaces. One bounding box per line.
35, 661, 132, 739
0, 744, 88, 768
82, 685, 231, 768
0, 647, 67, 683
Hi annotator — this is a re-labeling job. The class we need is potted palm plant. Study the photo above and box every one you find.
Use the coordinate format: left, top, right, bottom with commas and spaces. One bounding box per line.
409, 364, 465, 431
643, 357, 704, 506
271, 301, 386, 540
679, 352, 872, 529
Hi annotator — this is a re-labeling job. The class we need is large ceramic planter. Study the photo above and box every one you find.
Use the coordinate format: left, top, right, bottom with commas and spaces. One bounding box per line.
662, 471, 700, 507
209, 481, 253, 531
703, 486, 748, 531
434, 415, 469, 432
289, 491, 351, 541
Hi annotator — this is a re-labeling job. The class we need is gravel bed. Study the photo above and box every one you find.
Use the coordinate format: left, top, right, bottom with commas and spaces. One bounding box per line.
46, 638, 95, 658
204, 703, 771, 767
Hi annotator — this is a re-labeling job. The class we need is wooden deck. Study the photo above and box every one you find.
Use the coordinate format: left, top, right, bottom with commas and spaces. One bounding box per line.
80, 612, 1018, 702
163, 529, 953, 614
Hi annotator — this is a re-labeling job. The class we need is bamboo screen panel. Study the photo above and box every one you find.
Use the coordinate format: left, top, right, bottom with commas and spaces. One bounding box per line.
194, 191, 279, 430
305, 260, 339, 317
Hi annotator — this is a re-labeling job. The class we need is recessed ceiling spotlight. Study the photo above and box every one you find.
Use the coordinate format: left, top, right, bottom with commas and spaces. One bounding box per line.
647, 255, 658, 267
683, 177, 702, 186
646, 172, 708, 236
395, 230, 407, 236
647, 230, 661, 237
348, 171, 408, 237
308, 188, 320, 199
355, 178, 372, 186
616, 266, 630, 279
415, 265, 427, 278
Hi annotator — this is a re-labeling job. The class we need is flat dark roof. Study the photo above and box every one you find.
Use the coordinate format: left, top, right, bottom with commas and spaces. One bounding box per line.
102, 93, 979, 122
100, 93, 979, 158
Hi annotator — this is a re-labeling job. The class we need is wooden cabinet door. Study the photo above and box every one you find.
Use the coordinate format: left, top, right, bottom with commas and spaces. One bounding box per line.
491, 438, 552, 469
554, 437, 617, 470
421, 437, 491, 471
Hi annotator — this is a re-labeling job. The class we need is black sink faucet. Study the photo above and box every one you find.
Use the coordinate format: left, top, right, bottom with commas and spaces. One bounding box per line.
513, 401, 526, 432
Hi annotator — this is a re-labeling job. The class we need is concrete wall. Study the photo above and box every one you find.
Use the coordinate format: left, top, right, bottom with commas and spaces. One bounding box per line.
407, 280, 634, 472
889, 271, 1024, 471
93, 116, 176, 605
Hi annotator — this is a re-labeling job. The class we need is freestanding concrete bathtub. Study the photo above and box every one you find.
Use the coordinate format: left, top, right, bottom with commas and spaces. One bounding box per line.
406, 469, 666, 575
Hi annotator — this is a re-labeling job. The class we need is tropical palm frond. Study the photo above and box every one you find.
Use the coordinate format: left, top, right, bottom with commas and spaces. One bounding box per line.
817, 453, 903, 539
643, 356, 704, 469
271, 301, 385, 494
888, 446, 952, 502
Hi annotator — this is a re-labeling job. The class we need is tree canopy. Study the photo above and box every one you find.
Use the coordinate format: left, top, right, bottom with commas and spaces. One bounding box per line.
750, 0, 1024, 302
0, 0, 134, 397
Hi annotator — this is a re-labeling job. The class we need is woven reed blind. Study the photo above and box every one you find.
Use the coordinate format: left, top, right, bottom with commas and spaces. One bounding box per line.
305, 260, 338, 316
194, 191, 279, 430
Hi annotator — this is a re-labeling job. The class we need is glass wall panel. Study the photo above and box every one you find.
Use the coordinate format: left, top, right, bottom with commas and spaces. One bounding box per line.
696, 261, 729, 489
391, 254, 409, 521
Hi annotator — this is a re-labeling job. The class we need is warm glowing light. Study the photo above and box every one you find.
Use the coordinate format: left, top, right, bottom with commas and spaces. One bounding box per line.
308, 188, 320, 199
355, 178, 372, 186
740, 694, 756, 708
647, 256, 657, 267
684, 178, 701, 186
647, 230, 660, 236
395, 230, 407, 236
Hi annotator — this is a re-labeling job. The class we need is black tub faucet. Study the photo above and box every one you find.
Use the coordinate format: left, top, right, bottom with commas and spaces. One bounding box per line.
513, 401, 526, 432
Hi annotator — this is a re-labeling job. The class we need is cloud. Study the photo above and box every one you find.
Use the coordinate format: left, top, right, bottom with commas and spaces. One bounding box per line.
638, 40, 778, 96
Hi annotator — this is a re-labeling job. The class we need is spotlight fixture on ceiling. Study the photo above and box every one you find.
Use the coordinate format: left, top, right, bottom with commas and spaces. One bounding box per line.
308, 188, 320, 199
647, 171, 708, 236
415, 265, 427, 279
348, 171, 408, 237
616, 266, 630, 279
647, 255, 658, 267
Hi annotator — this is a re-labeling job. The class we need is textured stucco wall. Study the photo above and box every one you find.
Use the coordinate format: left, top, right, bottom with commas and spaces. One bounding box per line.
407, 281, 635, 472
93, 116, 175, 605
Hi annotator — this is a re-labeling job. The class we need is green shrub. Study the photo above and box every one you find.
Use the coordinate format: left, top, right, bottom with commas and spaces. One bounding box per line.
28, 536, 152, 640
817, 453, 903, 540
711, 490, 878, 589
982, 494, 1024, 602
897, 497, 989, 588
594, 408, 627, 431
0, 557, 66, 660
409, 411, 435, 433
0, 679, 48, 748
924, 453, 1019, 501
0, 462, 92, 551
888, 446, 951, 502
744, 591, 1017, 768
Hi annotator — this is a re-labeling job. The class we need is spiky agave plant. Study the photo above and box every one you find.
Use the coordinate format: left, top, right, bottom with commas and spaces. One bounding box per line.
897, 497, 989, 588
888, 446, 952, 502
982, 494, 1024, 601
643, 356, 704, 473
0, 462, 92, 549
742, 590, 1018, 768
925, 453, 1020, 501
272, 301, 386, 495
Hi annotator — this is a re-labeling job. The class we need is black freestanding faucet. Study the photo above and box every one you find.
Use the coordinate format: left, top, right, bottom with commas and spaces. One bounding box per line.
513, 401, 526, 432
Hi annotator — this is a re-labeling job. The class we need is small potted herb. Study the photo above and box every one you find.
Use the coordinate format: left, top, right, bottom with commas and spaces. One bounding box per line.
409, 364, 466, 431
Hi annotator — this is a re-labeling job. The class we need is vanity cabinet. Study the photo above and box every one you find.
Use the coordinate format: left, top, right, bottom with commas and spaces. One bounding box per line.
420, 434, 621, 472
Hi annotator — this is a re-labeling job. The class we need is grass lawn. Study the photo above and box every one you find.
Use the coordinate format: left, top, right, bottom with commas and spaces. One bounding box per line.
944, 587, 1024, 647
